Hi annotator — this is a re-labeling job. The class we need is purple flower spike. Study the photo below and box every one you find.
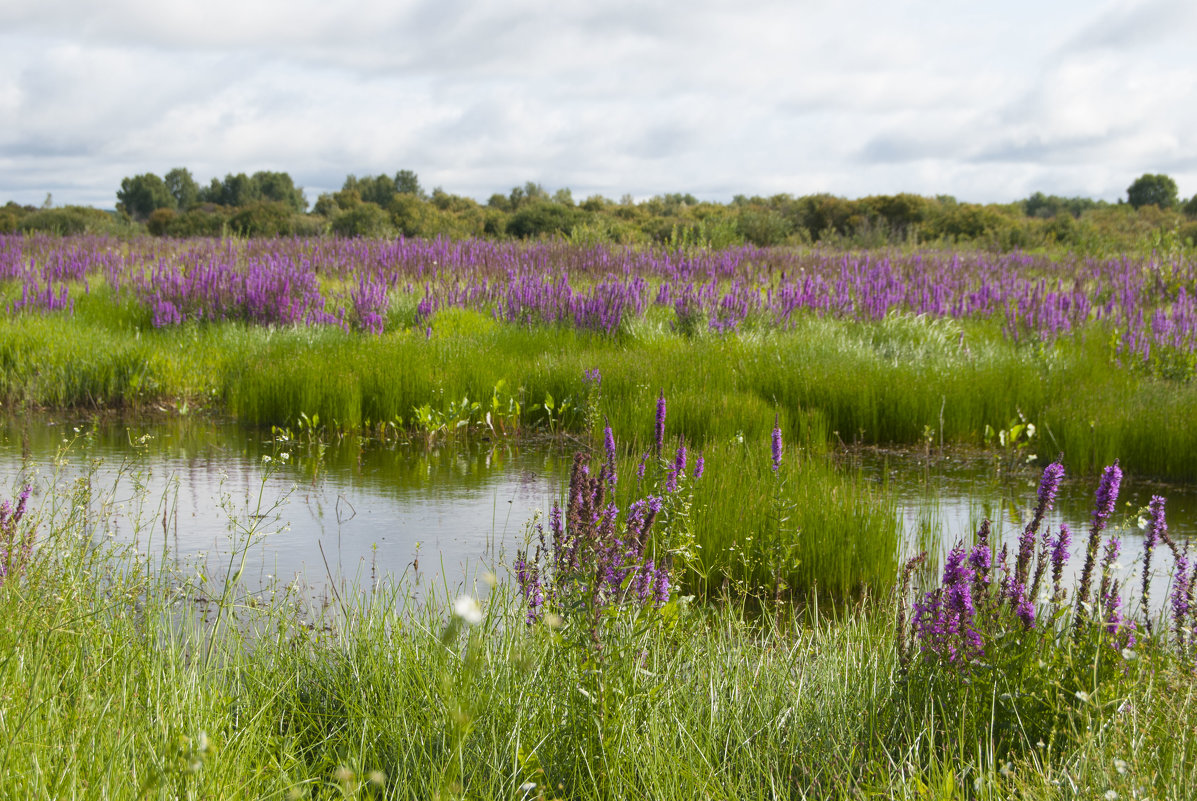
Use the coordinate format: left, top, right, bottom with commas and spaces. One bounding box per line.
1050, 522, 1071, 601
1171, 549, 1191, 648
603, 421, 617, 486
1014, 583, 1036, 629
674, 439, 687, 478
655, 390, 666, 455
1077, 461, 1122, 619
1142, 495, 1166, 632
694, 452, 705, 479
1016, 460, 1065, 589
1092, 461, 1122, 529
1036, 461, 1065, 520
771, 417, 783, 472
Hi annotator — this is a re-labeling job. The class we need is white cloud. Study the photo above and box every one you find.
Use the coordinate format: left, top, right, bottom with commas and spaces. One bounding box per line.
1, 0, 1196, 208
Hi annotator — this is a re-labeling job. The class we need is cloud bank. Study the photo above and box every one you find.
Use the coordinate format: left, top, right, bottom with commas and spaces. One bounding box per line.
1, 0, 1195, 207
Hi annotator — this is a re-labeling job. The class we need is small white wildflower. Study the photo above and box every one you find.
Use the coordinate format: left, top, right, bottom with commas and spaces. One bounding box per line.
1104, 790, 1118, 801
519, 782, 538, 795
999, 762, 1013, 778
482, 571, 498, 588
367, 770, 386, 787
1113, 759, 1128, 774
1075, 691, 1091, 703
1121, 648, 1137, 660
452, 595, 483, 625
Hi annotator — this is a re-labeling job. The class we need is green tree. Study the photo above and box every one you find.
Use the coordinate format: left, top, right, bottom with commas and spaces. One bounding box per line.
395, 169, 423, 197
1126, 173, 1179, 210
253, 171, 307, 212
117, 173, 176, 220
164, 167, 200, 211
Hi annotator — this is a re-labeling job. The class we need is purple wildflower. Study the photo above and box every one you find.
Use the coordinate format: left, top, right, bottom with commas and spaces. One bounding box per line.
913, 542, 983, 663
1077, 461, 1122, 619
1050, 523, 1071, 602
1016, 461, 1064, 589
0, 486, 32, 585
603, 421, 617, 486
653, 564, 670, 606
674, 439, 687, 478
694, 452, 705, 479
1098, 534, 1121, 612
655, 390, 666, 455
771, 417, 783, 472
1172, 549, 1191, 649
1012, 581, 1035, 629
1143, 496, 1166, 633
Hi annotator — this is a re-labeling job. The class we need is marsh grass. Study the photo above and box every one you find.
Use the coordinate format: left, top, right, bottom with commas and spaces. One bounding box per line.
2, 461, 1195, 800
5, 293, 1197, 479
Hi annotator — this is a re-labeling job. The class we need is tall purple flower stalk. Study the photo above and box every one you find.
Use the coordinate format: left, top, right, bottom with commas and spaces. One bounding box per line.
655, 390, 667, 456
1172, 548, 1191, 650
0, 486, 33, 586
1050, 523, 1072, 602
1142, 495, 1166, 634
1015, 461, 1064, 591
603, 420, 617, 487
771, 416, 783, 472
1076, 461, 1122, 620
913, 541, 983, 663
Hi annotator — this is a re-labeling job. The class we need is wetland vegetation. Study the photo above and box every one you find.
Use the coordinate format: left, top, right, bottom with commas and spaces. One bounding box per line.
2, 228, 1197, 798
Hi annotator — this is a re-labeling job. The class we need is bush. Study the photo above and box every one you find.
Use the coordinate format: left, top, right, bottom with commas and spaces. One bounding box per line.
332, 202, 393, 238
228, 201, 298, 237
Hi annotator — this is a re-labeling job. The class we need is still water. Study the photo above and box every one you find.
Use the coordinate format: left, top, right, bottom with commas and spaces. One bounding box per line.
0, 416, 571, 596
2, 417, 1195, 604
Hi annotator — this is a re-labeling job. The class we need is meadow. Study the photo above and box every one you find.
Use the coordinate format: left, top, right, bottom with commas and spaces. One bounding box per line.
2, 232, 1197, 797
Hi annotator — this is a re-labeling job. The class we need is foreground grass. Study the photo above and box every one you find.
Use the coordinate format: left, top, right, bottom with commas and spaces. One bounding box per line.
1, 473, 1193, 800
3, 290, 1197, 481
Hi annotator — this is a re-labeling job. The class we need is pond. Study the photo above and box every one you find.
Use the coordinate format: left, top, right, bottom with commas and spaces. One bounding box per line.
2, 416, 1194, 607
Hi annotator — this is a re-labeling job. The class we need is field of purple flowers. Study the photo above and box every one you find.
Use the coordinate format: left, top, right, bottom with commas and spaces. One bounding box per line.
3, 233, 1197, 485
3, 234, 1196, 367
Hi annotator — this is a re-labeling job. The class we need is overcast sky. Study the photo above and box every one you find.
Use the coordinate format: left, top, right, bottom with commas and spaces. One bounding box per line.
2, 0, 1195, 209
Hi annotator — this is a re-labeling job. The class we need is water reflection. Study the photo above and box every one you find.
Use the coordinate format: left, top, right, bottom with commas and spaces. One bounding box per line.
0, 416, 571, 596
3, 417, 1194, 612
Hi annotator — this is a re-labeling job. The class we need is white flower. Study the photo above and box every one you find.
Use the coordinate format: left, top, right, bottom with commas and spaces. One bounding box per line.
452, 595, 483, 625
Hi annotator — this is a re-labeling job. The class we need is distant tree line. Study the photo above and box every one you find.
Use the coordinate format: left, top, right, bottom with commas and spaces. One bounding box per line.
3, 170, 1197, 252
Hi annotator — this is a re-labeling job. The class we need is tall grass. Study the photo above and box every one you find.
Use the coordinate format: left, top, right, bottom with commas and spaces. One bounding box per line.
5, 295, 1197, 479
2, 466, 1194, 799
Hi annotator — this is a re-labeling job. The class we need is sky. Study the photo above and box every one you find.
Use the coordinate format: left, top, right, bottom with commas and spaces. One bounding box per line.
1, 0, 1196, 209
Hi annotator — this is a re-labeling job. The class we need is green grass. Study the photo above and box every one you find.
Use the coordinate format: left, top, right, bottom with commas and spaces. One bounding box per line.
4, 291, 1197, 479
1, 468, 1194, 800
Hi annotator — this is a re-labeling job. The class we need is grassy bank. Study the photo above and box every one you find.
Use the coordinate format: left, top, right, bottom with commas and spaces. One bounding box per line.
4, 287, 1197, 480
1, 466, 1193, 800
